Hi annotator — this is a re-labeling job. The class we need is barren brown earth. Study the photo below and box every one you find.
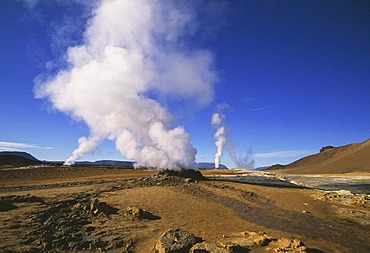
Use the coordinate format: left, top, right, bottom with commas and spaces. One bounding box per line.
0, 167, 369, 252
268, 139, 370, 174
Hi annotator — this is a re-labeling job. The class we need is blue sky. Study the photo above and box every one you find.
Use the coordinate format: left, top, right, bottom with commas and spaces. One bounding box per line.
1, 0, 370, 168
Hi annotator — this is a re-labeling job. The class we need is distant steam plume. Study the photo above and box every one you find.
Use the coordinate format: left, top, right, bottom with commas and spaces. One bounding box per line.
35, 0, 218, 170
211, 109, 254, 169
211, 112, 226, 169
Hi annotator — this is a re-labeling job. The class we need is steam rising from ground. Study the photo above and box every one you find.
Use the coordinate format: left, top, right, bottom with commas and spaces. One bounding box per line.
211, 113, 226, 169
211, 110, 254, 169
35, 0, 217, 170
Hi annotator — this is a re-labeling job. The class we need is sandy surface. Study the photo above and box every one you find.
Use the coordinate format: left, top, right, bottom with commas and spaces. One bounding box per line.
0, 166, 156, 186
1, 167, 369, 252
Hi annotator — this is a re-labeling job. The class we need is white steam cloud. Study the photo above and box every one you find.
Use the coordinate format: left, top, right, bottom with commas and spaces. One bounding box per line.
35, 0, 218, 170
211, 110, 254, 169
211, 113, 226, 169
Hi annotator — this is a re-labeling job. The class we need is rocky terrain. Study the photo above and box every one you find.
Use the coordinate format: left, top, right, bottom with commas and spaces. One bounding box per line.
0, 167, 369, 252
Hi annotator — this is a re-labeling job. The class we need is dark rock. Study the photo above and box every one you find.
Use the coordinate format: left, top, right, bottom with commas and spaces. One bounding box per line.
89, 199, 119, 215
159, 169, 205, 180
155, 228, 198, 253
0, 200, 17, 212
320, 146, 335, 153
0, 195, 45, 204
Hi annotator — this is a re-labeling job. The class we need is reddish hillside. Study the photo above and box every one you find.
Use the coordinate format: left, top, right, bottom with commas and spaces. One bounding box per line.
268, 139, 370, 174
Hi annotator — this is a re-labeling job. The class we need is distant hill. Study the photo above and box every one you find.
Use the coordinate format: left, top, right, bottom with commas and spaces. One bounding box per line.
80, 160, 135, 167
197, 162, 228, 170
254, 166, 270, 171
0, 151, 41, 166
268, 139, 370, 174
0, 151, 246, 171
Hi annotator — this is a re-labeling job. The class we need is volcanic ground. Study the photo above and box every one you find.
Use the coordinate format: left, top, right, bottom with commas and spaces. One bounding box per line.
0, 166, 369, 252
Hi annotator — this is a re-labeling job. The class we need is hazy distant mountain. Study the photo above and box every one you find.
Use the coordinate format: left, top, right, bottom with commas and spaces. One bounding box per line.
92, 160, 134, 167
70, 160, 134, 167
197, 162, 228, 170
267, 138, 370, 174
0, 151, 229, 170
254, 166, 270, 171
0, 151, 41, 166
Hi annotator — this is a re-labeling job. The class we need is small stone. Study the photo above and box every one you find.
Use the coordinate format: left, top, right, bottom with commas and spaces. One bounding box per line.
185, 178, 193, 183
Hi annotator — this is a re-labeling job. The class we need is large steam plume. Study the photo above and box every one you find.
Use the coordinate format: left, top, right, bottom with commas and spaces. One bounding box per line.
34, 0, 218, 170
211, 109, 254, 169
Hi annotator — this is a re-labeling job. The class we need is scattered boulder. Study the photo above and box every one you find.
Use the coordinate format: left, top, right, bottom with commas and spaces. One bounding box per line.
153, 229, 313, 253
123, 206, 160, 220
72, 198, 119, 215
24, 197, 131, 252
317, 191, 369, 205
274, 238, 307, 252
89, 199, 119, 215
218, 231, 273, 249
190, 242, 230, 253
154, 228, 198, 253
